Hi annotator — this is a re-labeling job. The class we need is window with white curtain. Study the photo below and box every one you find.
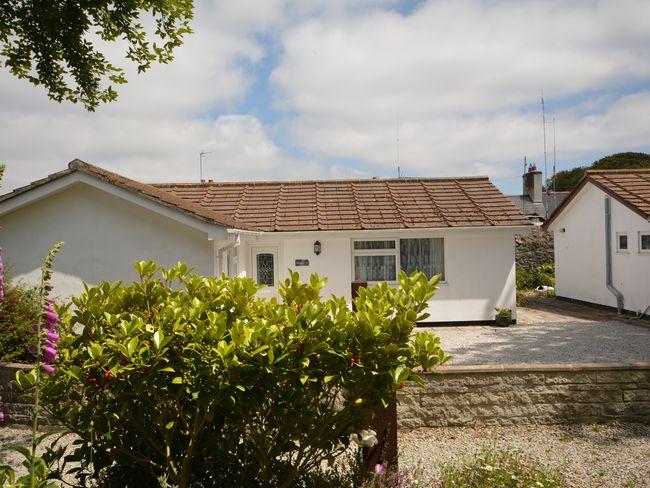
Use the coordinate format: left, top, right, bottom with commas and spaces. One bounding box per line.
352, 238, 445, 282
400, 238, 445, 280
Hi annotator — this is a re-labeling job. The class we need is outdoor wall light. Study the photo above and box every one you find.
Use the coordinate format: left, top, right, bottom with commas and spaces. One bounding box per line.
313, 240, 322, 255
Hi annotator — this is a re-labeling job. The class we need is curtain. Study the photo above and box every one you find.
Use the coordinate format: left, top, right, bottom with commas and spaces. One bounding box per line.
354, 255, 396, 282
353, 240, 395, 250
399, 238, 444, 280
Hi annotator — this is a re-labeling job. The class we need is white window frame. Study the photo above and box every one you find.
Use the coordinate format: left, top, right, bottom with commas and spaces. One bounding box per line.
251, 246, 279, 288
350, 237, 446, 284
616, 232, 629, 253
351, 239, 399, 284
639, 231, 650, 254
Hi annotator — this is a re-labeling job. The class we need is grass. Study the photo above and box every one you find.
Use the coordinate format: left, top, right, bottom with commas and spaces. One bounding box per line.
437, 444, 567, 488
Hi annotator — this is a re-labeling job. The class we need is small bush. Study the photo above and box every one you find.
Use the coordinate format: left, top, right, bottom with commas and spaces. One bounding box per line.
362, 463, 425, 488
516, 263, 555, 291
438, 445, 566, 487
40, 262, 448, 487
0, 282, 40, 363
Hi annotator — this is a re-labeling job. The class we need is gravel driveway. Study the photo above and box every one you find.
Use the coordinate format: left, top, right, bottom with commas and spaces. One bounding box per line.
417, 296, 650, 366
418, 320, 650, 365
399, 423, 650, 488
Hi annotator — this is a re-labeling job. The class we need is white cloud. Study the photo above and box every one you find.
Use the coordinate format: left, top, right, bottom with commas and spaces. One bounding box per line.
0, 0, 293, 190
271, 0, 650, 177
0, 0, 648, 194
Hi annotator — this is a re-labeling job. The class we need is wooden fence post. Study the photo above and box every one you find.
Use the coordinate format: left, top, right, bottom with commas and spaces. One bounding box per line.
351, 281, 398, 471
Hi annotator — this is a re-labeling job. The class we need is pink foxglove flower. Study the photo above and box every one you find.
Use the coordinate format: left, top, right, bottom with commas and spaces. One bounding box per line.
42, 364, 56, 375
46, 330, 60, 344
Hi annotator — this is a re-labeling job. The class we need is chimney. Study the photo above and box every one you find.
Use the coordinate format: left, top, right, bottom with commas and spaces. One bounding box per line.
523, 164, 543, 203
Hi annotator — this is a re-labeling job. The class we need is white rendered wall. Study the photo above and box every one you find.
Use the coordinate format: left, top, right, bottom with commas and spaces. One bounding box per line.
551, 182, 650, 313
0, 183, 216, 298
237, 228, 519, 323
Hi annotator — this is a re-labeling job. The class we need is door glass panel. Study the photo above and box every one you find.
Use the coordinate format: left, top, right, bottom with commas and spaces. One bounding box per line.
354, 255, 396, 282
256, 253, 275, 286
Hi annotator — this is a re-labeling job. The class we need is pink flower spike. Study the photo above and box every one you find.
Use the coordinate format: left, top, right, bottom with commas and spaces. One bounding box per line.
46, 330, 60, 344
43, 346, 57, 363
0, 411, 5, 422
42, 364, 56, 375
46, 310, 58, 323
374, 464, 386, 475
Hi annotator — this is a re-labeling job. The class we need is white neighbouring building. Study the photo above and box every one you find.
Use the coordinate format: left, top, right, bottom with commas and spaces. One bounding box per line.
0, 160, 532, 323
544, 169, 650, 316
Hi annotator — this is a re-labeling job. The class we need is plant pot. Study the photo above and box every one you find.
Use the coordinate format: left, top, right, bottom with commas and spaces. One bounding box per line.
495, 315, 511, 327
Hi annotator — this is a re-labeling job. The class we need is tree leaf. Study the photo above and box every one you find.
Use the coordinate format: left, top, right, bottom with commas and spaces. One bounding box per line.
153, 330, 163, 350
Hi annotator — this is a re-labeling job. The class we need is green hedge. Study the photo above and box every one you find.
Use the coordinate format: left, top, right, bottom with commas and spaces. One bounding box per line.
0, 282, 40, 363
516, 263, 555, 291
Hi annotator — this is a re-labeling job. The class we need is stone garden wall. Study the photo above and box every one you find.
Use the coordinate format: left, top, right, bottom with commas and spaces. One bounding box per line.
5, 361, 649, 428
515, 227, 554, 270
398, 363, 650, 428
0, 362, 57, 426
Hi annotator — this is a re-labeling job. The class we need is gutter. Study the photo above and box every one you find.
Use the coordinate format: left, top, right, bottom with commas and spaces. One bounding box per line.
604, 197, 624, 314
227, 228, 263, 237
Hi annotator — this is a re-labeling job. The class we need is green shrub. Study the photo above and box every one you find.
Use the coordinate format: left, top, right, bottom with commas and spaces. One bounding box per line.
40, 262, 448, 487
516, 263, 555, 291
0, 282, 40, 363
438, 445, 566, 487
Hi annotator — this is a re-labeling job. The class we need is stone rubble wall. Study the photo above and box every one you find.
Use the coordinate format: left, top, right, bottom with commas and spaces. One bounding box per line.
515, 227, 554, 271
5, 362, 649, 428
0, 362, 57, 426
398, 363, 650, 429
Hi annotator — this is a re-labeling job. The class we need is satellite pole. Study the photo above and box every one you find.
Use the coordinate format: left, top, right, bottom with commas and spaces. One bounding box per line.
552, 114, 557, 193
541, 89, 548, 194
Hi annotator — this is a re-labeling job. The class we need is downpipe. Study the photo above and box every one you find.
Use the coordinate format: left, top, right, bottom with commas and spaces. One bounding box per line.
604, 197, 624, 314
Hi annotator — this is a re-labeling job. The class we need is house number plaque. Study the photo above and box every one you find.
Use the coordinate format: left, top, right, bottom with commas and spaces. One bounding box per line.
294, 259, 309, 266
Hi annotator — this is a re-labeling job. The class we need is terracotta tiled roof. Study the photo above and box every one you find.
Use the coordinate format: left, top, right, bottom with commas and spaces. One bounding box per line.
155, 177, 531, 231
0, 160, 243, 229
587, 169, 650, 218
544, 169, 650, 229
1, 161, 531, 232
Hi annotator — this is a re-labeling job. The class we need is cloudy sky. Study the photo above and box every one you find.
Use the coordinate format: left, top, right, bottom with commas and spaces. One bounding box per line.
1, 0, 649, 195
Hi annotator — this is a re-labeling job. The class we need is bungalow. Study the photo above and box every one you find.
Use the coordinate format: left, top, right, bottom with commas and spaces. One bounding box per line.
0, 160, 532, 323
544, 169, 650, 315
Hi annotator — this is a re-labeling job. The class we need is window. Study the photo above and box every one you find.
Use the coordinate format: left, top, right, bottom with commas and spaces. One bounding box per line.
353, 240, 395, 250
616, 232, 628, 252
253, 249, 276, 286
352, 238, 445, 283
640, 232, 650, 253
354, 254, 397, 282
400, 238, 445, 280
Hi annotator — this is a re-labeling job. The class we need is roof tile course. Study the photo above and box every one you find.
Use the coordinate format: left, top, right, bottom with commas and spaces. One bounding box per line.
0, 160, 531, 232
586, 169, 650, 218
543, 169, 650, 229
156, 176, 530, 231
